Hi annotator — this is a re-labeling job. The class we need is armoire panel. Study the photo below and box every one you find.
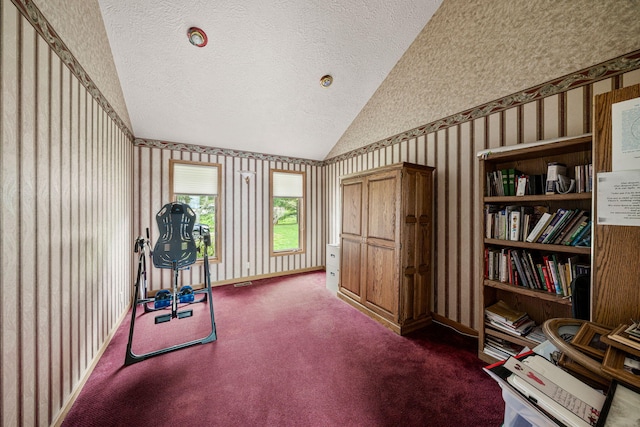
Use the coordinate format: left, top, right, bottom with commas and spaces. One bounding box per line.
341, 181, 363, 236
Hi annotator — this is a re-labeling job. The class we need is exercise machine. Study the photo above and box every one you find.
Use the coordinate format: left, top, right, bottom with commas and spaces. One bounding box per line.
125, 202, 217, 365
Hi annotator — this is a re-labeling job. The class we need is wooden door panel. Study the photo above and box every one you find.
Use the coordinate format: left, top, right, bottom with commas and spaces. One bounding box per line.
340, 237, 362, 297
367, 175, 397, 242
341, 181, 363, 236
401, 270, 431, 322
364, 244, 397, 318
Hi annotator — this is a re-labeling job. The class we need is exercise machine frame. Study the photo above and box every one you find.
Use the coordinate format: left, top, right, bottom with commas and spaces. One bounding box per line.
125, 223, 217, 366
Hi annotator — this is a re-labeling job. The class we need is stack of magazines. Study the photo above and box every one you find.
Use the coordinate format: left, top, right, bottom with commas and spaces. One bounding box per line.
485, 300, 535, 337
483, 336, 523, 360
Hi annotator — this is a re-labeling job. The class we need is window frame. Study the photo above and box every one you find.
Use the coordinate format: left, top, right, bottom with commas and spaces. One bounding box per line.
270, 169, 306, 257
169, 159, 222, 263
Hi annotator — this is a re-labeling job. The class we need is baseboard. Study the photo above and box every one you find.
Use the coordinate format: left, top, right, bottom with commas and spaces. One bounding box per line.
52, 306, 131, 427
144, 267, 325, 297
432, 313, 479, 338
210, 266, 324, 287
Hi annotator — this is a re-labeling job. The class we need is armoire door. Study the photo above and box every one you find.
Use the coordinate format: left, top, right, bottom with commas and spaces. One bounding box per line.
340, 178, 364, 299
363, 170, 400, 320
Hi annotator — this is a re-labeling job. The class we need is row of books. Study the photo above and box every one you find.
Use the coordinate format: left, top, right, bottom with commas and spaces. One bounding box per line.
486, 169, 545, 197
485, 163, 592, 197
574, 163, 593, 193
485, 205, 591, 247
484, 248, 590, 296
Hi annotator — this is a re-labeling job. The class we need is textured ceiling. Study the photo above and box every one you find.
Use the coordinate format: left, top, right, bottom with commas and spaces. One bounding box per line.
329, 0, 640, 158
97, 0, 443, 160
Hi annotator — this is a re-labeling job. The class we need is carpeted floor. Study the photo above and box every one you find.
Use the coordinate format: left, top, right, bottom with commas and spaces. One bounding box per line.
62, 271, 504, 426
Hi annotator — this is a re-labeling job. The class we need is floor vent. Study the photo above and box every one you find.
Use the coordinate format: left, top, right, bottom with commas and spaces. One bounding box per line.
234, 281, 253, 287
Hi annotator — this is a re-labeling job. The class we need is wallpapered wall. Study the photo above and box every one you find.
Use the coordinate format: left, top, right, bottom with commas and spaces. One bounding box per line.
4, 0, 640, 425
325, 62, 640, 331
132, 142, 324, 290
328, 0, 640, 158
0, 2, 132, 426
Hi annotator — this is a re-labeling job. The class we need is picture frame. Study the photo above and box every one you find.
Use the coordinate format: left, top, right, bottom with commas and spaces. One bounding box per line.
557, 353, 610, 389
571, 323, 611, 360
596, 380, 640, 427
601, 346, 640, 390
601, 324, 640, 357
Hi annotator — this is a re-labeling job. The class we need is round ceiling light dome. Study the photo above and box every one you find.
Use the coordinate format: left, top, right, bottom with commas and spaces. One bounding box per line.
188, 27, 208, 47
320, 75, 333, 88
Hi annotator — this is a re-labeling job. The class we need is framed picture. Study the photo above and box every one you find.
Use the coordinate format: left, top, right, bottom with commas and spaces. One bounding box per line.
571, 323, 612, 360
596, 380, 640, 427
558, 353, 610, 389
602, 346, 640, 390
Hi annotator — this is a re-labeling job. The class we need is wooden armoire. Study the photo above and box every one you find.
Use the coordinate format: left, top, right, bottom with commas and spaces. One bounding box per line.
338, 162, 435, 335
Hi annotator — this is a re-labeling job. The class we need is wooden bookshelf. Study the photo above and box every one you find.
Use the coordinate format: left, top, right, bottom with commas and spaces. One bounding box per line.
477, 134, 593, 364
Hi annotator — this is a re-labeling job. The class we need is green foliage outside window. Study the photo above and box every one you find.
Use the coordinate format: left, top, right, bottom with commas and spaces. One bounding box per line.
176, 194, 216, 258
273, 197, 300, 252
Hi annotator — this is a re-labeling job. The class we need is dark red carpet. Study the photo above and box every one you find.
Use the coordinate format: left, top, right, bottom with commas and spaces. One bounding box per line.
62, 271, 504, 426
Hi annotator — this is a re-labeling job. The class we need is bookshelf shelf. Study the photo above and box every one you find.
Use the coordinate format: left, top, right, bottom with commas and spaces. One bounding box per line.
484, 279, 572, 305
483, 239, 591, 255
484, 192, 592, 203
478, 134, 593, 364
484, 328, 538, 349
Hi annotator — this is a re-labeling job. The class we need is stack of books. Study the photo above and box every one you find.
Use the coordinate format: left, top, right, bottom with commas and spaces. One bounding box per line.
525, 325, 547, 344
485, 300, 535, 338
483, 336, 522, 360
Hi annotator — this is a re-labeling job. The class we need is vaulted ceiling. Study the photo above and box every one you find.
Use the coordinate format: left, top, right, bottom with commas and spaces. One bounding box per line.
32, 1, 640, 162
97, 0, 443, 160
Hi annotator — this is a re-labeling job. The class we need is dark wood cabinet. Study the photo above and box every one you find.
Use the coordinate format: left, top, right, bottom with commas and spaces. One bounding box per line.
338, 163, 434, 335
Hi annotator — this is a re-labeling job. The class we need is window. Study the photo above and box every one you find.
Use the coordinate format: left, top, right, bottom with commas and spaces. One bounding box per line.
170, 160, 221, 262
270, 169, 305, 255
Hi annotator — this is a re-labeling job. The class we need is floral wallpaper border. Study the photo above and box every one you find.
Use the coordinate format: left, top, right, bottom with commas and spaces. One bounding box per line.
16, 0, 639, 167
134, 138, 325, 167
324, 49, 640, 165
12, 0, 134, 140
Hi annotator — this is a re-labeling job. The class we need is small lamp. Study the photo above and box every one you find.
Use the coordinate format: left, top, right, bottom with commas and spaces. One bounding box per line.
238, 170, 255, 184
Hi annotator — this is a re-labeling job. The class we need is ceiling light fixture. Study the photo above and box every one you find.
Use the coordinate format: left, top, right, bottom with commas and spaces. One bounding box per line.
187, 27, 208, 47
320, 75, 333, 88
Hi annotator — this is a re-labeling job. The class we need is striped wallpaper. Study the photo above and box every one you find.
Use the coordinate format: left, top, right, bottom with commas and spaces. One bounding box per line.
3, 0, 640, 425
1, 2, 132, 426
325, 65, 640, 333
132, 145, 325, 290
